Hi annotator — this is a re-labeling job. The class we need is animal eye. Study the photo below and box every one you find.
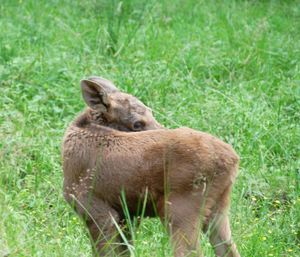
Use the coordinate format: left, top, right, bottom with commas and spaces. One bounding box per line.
133, 121, 145, 131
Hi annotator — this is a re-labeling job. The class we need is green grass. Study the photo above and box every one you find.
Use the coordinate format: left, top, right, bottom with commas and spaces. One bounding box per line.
0, 0, 299, 256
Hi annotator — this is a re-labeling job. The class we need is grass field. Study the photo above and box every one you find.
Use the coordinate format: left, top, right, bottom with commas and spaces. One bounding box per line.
0, 0, 299, 256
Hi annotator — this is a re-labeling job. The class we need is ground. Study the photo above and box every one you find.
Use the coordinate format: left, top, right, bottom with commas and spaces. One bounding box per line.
0, 0, 299, 256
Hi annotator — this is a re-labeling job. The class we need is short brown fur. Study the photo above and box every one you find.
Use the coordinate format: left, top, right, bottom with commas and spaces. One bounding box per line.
62, 77, 240, 257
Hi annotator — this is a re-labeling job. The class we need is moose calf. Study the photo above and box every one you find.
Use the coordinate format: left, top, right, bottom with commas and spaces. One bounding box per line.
62, 77, 240, 257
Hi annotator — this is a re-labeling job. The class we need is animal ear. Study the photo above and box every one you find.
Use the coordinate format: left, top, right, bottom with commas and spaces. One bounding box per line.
87, 76, 119, 93
80, 79, 113, 111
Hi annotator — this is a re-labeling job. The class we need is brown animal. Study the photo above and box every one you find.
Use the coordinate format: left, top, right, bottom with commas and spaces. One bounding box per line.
62, 77, 240, 257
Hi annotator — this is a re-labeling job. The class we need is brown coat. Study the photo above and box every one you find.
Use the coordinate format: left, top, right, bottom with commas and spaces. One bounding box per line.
62, 77, 240, 257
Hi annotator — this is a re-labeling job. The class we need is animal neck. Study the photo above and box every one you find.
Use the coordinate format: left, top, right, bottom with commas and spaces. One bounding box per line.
73, 109, 103, 127
73, 109, 127, 135
89, 109, 108, 126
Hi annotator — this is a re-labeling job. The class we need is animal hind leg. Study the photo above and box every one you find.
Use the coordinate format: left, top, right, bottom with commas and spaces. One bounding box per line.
204, 185, 240, 257
157, 193, 204, 257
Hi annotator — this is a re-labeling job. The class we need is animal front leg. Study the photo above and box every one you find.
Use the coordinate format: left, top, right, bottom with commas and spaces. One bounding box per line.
64, 190, 129, 256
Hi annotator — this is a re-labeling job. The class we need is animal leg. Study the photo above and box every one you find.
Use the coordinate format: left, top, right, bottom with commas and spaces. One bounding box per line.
64, 190, 129, 256
158, 193, 203, 257
204, 185, 240, 257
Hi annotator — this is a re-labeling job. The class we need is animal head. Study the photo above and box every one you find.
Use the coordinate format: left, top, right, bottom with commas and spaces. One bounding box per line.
81, 76, 163, 131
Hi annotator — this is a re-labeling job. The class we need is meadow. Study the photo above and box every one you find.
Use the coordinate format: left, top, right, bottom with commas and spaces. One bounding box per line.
0, 0, 299, 256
